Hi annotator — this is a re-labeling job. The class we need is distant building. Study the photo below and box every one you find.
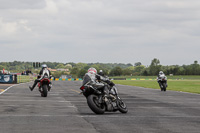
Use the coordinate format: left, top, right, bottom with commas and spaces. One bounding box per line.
60, 75, 72, 79
57, 69, 69, 72
48, 68, 57, 72
48, 68, 69, 72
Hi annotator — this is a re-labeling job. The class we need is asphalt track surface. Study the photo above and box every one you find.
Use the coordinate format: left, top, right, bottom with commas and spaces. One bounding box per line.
0, 81, 200, 133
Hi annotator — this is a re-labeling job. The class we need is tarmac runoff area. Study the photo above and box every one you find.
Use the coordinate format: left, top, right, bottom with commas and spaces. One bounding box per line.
0, 81, 200, 133
0, 84, 14, 93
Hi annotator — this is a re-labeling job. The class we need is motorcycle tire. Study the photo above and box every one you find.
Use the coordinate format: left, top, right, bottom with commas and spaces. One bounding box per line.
160, 84, 164, 91
117, 99, 128, 113
87, 94, 105, 114
41, 85, 48, 97
162, 83, 166, 91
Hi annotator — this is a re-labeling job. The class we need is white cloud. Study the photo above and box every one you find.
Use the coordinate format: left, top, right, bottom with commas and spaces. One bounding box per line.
0, 18, 17, 34
44, 0, 58, 14
0, 0, 200, 65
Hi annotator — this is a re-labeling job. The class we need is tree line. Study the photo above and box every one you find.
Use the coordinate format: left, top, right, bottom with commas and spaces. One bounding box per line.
0, 59, 200, 78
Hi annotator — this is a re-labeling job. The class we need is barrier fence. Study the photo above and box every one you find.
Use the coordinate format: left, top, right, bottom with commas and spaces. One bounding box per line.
52, 78, 180, 81
52, 78, 157, 81
54, 78, 82, 81
113, 78, 183, 81
1, 75, 183, 84
0, 74, 15, 83
126, 78, 156, 80
17, 75, 36, 83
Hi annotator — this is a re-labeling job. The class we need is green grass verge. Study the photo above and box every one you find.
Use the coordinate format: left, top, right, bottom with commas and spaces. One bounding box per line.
111, 75, 200, 80
113, 80, 200, 94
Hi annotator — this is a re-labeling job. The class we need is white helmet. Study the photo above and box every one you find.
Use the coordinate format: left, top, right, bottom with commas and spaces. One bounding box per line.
99, 70, 103, 73
159, 71, 164, 75
42, 64, 47, 68
88, 68, 97, 75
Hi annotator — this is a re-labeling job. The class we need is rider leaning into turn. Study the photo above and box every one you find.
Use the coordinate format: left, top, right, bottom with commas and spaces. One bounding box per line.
86, 68, 115, 94
29, 64, 52, 91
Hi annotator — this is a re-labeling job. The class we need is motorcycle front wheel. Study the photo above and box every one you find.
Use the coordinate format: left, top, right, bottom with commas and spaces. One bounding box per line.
159, 83, 164, 91
87, 94, 105, 114
117, 99, 128, 113
162, 83, 166, 91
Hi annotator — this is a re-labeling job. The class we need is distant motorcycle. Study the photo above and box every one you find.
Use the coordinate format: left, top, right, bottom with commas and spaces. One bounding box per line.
80, 75, 128, 114
157, 75, 167, 91
37, 76, 51, 97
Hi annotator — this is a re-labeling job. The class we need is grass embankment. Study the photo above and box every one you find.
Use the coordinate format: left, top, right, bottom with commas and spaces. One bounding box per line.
111, 75, 200, 80
113, 80, 200, 94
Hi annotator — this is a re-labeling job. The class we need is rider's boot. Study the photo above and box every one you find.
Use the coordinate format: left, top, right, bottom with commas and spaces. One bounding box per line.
29, 86, 33, 91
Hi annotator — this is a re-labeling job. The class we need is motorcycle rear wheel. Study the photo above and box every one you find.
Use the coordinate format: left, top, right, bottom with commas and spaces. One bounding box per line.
87, 95, 105, 114
41, 85, 48, 97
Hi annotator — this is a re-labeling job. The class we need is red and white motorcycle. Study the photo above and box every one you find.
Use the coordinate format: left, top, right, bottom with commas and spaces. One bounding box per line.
37, 75, 51, 97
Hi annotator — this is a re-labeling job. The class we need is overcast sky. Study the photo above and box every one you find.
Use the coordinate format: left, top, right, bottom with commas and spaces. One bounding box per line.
0, 0, 200, 66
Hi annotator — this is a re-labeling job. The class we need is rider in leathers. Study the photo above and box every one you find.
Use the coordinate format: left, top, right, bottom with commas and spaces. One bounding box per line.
29, 64, 52, 91
86, 68, 115, 95
157, 71, 168, 87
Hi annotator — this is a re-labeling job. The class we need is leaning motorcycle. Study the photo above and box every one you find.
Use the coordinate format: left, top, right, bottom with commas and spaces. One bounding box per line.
80, 75, 128, 114
37, 76, 51, 97
157, 75, 167, 91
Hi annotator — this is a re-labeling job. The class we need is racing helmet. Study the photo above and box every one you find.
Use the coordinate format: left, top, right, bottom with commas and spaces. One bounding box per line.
88, 67, 97, 75
42, 64, 47, 68
99, 69, 104, 76
159, 71, 164, 75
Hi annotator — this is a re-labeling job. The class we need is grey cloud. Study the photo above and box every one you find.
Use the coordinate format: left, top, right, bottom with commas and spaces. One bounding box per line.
0, 0, 200, 65
0, 0, 46, 9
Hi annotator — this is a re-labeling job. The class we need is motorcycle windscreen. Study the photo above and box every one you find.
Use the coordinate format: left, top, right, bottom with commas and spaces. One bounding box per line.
160, 75, 166, 80
82, 74, 91, 86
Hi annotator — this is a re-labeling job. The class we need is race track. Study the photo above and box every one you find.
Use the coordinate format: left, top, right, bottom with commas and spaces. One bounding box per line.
0, 81, 200, 133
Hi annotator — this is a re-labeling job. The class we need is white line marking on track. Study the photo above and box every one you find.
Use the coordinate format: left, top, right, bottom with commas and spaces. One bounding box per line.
0, 82, 32, 95
0, 84, 18, 95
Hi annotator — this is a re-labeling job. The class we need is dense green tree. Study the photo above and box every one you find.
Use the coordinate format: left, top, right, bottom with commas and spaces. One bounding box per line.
133, 65, 145, 75
1, 60, 200, 77
149, 58, 161, 75
75, 63, 87, 70
78, 69, 87, 78
191, 61, 199, 75
91, 64, 100, 72
142, 70, 149, 76
55, 64, 65, 69
65, 64, 72, 70
70, 67, 79, 78
0, 65, 5, 70
122, 68, 132, 76
109, 66, 123, 76
134, 62, 142, 67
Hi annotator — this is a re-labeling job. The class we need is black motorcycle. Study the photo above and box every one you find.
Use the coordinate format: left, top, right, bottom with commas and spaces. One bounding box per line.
157, 76, 167, 91
80, 75, 128, 114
